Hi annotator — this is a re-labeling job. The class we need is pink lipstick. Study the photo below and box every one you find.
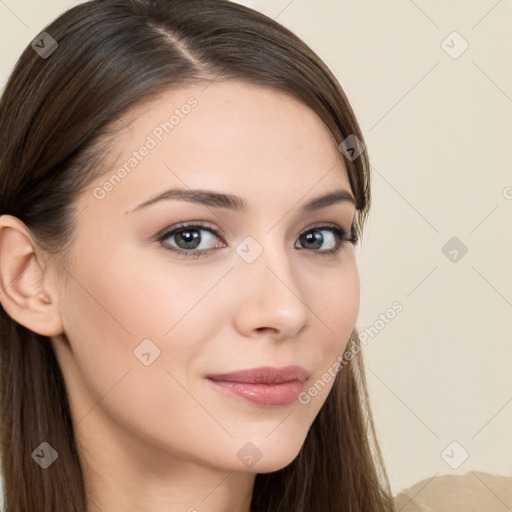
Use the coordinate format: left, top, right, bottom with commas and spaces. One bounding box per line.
206, 365, 309, 407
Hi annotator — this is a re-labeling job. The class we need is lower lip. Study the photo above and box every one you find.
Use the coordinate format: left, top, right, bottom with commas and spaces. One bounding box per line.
207, 378, 304, 407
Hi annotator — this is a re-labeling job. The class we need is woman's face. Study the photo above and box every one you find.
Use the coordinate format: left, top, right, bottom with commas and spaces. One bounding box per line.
51, 80, 359, 477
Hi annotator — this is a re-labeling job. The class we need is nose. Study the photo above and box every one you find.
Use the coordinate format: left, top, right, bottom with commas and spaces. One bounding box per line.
231, 246, 309, 341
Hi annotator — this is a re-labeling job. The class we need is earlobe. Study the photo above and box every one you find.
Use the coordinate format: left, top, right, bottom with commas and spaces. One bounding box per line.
0, 214, 64, 337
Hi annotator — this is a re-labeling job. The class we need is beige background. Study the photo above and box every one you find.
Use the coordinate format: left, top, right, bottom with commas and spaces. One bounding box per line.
1, 0, 511, 498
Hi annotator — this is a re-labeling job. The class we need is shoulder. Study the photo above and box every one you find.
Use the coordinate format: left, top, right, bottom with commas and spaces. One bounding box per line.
394, 471, 512, 511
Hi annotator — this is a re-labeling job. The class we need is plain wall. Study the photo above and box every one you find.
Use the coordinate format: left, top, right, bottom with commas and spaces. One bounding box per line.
1, 0, 511, 497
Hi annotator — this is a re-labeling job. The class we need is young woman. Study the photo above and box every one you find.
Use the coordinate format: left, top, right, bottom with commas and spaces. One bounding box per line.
0, 0, 395, 510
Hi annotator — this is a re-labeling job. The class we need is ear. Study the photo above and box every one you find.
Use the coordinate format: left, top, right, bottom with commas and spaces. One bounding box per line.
0, 214, 64, 336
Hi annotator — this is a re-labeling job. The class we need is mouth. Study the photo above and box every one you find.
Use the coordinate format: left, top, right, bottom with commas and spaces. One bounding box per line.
206, 365, 309, 407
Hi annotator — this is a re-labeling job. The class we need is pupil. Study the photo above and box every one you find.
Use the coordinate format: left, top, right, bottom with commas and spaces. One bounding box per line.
178, 229, 200, 249
304, 231, 322, 249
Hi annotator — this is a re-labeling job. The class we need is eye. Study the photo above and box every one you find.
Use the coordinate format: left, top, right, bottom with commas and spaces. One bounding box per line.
157, 222, 225, 259
294, 224, 356, 255
156, 222, 357, 259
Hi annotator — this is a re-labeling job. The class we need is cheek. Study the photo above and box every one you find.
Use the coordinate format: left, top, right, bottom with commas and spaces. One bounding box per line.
296, 256, 359, 407
305, 255, 360, 348
322, 269, 359, 333
58, 248, 225, 454
59, 244, 229, 403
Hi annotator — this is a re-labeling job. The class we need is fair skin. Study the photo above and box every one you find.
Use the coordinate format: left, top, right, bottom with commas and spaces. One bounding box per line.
0, 81, 359, 512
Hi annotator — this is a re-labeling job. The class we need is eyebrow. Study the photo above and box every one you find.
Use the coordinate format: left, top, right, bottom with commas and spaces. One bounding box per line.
125, 187, 356, 214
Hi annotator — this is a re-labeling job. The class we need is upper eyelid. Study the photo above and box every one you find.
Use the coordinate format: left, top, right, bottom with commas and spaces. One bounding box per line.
156, 222, 356, 251
156, 221, 357, 259
158, 221, 351, 239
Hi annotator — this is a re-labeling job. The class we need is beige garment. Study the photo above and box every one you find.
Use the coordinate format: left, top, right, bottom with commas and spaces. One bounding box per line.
393, 471, 512, 512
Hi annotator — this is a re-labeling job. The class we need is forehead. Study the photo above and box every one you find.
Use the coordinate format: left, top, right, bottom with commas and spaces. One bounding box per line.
81, 80, 352, 217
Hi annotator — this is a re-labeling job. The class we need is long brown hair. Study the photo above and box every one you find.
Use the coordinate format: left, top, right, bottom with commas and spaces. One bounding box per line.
0, 1, 395, 510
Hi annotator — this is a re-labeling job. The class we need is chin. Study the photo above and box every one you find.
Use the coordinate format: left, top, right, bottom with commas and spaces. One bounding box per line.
235, 439, 305, 474
250, 454, 301, 474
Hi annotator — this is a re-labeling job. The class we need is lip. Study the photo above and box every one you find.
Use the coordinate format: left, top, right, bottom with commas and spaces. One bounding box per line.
206, 365, 309, 407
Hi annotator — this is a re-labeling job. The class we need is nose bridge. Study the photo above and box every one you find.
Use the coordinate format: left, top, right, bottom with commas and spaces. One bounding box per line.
232, 230, 308, 337
237, 229, 298, 293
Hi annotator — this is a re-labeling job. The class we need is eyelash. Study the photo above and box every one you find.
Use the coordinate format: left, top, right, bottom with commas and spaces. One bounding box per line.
156, 222, 358, 260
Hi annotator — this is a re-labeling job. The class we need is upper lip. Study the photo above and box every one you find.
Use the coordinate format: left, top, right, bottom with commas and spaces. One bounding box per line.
206, 365, 309, 384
